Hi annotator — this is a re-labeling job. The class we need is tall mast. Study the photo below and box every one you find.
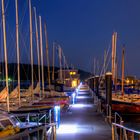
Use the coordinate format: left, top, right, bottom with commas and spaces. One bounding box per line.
94, 57, 96, 75
1, 0, 9, 111
52, 42, 55, 81
15, 0, 20, 106
34, 7, 41, 96
112, 32, 117, 84
39, 16, 44, 97
121, 48, 125, 96
29, 0, 34, 99
104, 50, 107, 75
63, 55, 66, 81
58, 46, 62, 83
44, 23, 51, 90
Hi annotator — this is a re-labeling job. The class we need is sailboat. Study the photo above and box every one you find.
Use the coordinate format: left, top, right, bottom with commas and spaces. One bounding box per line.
112, 48, 140, 114
91, 32, 140, 114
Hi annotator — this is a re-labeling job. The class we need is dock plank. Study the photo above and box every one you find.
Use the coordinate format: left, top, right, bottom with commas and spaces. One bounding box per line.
57, 93, 112, 140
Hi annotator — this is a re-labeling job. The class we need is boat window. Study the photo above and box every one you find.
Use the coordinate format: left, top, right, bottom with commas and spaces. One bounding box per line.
0, 119, 13, 127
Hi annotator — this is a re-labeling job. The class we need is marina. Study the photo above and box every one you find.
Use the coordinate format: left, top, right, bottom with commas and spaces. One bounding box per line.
0, 0, 140, 140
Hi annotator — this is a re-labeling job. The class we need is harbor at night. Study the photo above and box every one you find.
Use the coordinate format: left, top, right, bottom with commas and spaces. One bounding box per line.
0, 0, 140, 140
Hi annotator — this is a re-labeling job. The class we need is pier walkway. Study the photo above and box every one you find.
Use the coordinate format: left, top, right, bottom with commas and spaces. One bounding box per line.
56, 92, 112, 140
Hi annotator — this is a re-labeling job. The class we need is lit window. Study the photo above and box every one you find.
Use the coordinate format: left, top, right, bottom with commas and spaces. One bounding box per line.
72, 80, 77, 87
73, 72, 76, 75
70, 72, 73, 75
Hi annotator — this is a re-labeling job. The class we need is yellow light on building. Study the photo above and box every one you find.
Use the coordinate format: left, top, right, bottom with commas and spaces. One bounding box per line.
72, 80, 77, 87
126, 79, 129, 84
70, 72, 73, 75
72, 72, 76, 75
70, 71, 76, 75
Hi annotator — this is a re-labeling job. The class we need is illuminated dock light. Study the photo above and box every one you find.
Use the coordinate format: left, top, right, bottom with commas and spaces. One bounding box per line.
54, 105, 60, 128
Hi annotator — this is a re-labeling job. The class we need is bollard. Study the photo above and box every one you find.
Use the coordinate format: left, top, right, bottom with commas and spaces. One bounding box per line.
105, 72, 112, 112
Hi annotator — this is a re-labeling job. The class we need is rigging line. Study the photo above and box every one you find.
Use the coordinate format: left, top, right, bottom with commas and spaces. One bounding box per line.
4, 0, 9, 14
19, 30, 31, 80
100, 42, 111, 81
19, 0, 28, 26
19, 28, 30, 63
32, 37, 38, 81
6, 23, 16, 63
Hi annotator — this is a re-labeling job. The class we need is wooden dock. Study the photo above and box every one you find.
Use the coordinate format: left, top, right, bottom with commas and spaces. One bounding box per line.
56, 92, 112, 140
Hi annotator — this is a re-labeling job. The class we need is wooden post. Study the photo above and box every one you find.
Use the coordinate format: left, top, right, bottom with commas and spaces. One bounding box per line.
34, 7, 41, 97
121, 48, 125, 97
29, 0, 34, 100
39, 16, 44, 97
15, 0, 21, 107
1, 0, 9, 112
52, 42, 55, 81
44, 23, 51, 90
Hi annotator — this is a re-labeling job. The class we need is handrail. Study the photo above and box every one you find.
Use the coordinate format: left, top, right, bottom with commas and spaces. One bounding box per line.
112, 123, 140, 135
112, 122, 140, 140
114, 112, 122, 124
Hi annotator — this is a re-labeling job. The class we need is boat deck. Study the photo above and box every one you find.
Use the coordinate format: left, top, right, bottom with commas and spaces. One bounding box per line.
56, 92, 112, 140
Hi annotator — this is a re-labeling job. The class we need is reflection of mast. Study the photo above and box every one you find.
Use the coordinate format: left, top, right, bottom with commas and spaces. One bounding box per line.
112, 32, 117, 84
29, 0, 34, 99
121, 48, 125, 96
15, 0, 20, 106
52, 42, 55, 81
39, 16, 44, 97
1, 0, 9, 111
34, 7, 41, 97
44, 23, 51, 90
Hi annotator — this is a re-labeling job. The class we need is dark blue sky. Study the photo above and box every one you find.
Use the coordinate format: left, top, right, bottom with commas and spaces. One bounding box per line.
1, 0, 140, 77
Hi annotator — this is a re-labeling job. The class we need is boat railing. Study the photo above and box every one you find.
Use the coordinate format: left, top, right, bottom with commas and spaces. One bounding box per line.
114, 112, 123, 124
112, 122, 140, 140
14, 110, 52, 126
0, 124, 57, 140
0, 125, 46, 140
38, 110, 52, 124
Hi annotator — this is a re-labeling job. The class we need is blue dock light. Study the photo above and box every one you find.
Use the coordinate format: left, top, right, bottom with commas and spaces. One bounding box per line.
72, 92, 76, 104
54, 105, 60, 128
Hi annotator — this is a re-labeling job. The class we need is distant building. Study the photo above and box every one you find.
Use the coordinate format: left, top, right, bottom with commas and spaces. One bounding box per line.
57, 69, 80, 88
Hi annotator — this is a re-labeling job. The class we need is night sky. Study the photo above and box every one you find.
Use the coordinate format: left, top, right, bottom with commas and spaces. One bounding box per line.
1, 0, 140, 78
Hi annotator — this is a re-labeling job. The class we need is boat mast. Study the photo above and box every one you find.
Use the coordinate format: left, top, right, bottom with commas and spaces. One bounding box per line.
121, 48, 125, 96
94, 57, 96, 75
15, 0, 20, 106
39, 16, 44, 97
112, 32, 117, 87
52, 42, 55, 81
34, 7, 41, 97
29, 0, 34, 100
44, 23, 51, 90
104, 50, 107, 75
58, 46, 63, 83
1, 0, 9, 112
